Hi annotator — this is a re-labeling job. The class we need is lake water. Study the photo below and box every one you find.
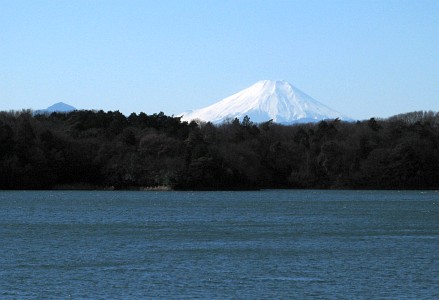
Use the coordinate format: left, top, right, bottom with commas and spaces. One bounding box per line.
1, 190, 438, 299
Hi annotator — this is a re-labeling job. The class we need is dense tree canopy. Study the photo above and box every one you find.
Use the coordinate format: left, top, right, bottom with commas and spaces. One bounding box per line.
1, 109, 438, 190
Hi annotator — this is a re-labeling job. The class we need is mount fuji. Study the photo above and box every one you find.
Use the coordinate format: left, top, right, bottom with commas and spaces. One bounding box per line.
181, 80, 352, 124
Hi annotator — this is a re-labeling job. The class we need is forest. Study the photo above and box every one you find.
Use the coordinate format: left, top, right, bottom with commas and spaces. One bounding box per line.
1, 109, 439, 190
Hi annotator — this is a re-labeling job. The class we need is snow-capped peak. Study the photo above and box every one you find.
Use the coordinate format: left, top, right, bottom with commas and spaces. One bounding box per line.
181, 80, 351, 124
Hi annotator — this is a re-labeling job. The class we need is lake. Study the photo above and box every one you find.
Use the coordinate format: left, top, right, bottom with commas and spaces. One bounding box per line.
1, 190, 438, 299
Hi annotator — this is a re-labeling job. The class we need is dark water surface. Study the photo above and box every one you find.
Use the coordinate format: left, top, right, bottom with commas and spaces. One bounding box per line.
1, 190, 438, 299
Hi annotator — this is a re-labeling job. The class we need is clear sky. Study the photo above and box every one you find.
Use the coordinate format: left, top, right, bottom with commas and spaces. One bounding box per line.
1, 0, 438, 120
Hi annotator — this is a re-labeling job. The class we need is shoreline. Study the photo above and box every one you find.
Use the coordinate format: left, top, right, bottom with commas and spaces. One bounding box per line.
1, 186, 438, 192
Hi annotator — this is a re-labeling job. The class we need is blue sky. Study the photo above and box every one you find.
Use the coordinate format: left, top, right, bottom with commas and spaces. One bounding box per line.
1, 0, 438, 120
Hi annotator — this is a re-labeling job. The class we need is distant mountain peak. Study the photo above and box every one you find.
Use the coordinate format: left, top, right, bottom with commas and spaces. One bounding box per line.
45, 102, 76, 112
35, 102, 76, 115
181, 80, 351, 124
34, 102, 76, 115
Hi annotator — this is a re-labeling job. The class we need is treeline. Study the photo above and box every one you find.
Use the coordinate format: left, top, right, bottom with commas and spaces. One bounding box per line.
1, 109, 439, 190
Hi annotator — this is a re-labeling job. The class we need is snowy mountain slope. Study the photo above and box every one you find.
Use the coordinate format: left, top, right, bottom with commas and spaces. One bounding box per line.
181, 80, 351, 124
